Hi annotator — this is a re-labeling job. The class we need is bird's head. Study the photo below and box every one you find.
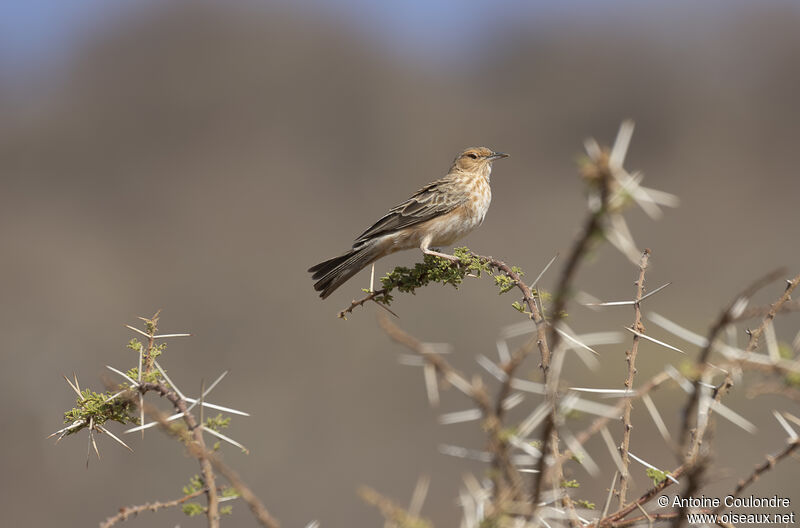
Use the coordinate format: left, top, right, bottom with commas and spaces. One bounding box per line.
452, 147, 509, 179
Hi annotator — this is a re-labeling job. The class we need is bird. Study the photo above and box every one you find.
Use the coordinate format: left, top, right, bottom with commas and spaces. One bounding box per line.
309, 146, 509, 299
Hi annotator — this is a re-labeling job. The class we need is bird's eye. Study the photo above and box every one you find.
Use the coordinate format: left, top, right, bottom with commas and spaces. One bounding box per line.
467, 153, 478, 159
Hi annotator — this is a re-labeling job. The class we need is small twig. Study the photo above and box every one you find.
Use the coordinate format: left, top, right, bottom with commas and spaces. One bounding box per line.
744, 272, 800, 352
730, 299, 800, 322
479, 253, 551, 392
142, 310, 161, 375
338, 288, 397, 319
597, 464, 687, 526
100, 488, 207, 528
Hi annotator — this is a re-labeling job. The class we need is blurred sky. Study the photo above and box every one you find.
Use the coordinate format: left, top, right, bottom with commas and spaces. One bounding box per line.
4, 0, 800, 73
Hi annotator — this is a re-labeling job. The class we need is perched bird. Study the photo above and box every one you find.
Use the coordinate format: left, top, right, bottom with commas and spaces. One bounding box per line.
309, 147, 509, 299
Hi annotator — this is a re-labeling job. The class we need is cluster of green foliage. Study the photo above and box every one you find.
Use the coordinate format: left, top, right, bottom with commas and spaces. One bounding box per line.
181, 475, 240, 517
62, 388, 139, 434
204, 413, 231, 432
646, 467, 670, 486
61, 337, 175, 435
370, 247, 489, 304
128, 337, 166, 370
370, 247, 533, 312
204, 413, 233, 452
58, 316, 244, 519
124, 367, 164, 385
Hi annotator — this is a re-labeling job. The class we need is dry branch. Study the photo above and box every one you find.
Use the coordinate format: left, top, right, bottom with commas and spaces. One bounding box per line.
100, 488, 208, 528
618, 249, 650, 506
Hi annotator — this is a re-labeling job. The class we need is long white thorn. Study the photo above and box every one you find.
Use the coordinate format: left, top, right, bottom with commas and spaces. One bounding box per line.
642, 393, 671, 442
773, 410, 798, 440
624, 327, 686, 354
97, 424, 134, 452
106, 365, 139, 387
201, 425, 249, 454
628, 452, 679, 484
409, 475, 430, 518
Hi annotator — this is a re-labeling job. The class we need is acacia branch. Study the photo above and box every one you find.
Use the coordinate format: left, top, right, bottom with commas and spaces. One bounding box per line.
142, 310, 161, 375
139, 382, 220, 527
677, 268, 786, 458
596, 464, 687, 527
573, 371, 671, 450
673, 268, 787, 528
338, 289, 398, 319
531, 147, 614, 524
345, 250, 551, 375
100, 488, 208, 528
618, 249, 650, 506
141, 390, 281, 528
744, 272, 800, 352
731, 299, 800, 322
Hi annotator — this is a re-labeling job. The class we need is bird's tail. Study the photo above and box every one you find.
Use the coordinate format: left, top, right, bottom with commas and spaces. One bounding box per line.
308, 242, 381, 299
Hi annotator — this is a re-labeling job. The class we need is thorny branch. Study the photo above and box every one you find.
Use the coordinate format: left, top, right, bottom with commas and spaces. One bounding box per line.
677, 268, 787, 459
531, 139, 615, 523
744, 272, 800, 352
139, 381, 221, 528
572, 371, 671, 450
93, 315, 278, 528
100, 488, 209, 528
598, 465, 688, 526
145, 396, 282, 528
671, 269, 793, 528
132, 314, 220, 527
618, 249, 650, 506
343, 250, 552, 377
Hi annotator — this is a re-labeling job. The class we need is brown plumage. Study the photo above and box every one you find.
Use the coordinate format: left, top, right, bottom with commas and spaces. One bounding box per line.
309, 147, 508, 298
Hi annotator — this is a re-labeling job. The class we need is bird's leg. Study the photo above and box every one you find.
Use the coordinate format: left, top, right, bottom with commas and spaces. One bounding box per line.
369, 263, 375, 293
420, 242, 461, 263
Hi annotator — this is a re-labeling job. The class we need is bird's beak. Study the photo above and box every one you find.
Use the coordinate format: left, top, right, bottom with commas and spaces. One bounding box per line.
488, 152, 509, 161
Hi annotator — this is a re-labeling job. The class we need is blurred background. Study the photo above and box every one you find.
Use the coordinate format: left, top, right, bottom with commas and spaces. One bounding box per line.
2, 0, 799, 526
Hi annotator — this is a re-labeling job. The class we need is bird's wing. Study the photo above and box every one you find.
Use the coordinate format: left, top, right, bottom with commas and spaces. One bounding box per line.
353, 177, 468, 247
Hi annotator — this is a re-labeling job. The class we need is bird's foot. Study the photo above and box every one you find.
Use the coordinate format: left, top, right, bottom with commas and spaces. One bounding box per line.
422, 248, 461, 263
